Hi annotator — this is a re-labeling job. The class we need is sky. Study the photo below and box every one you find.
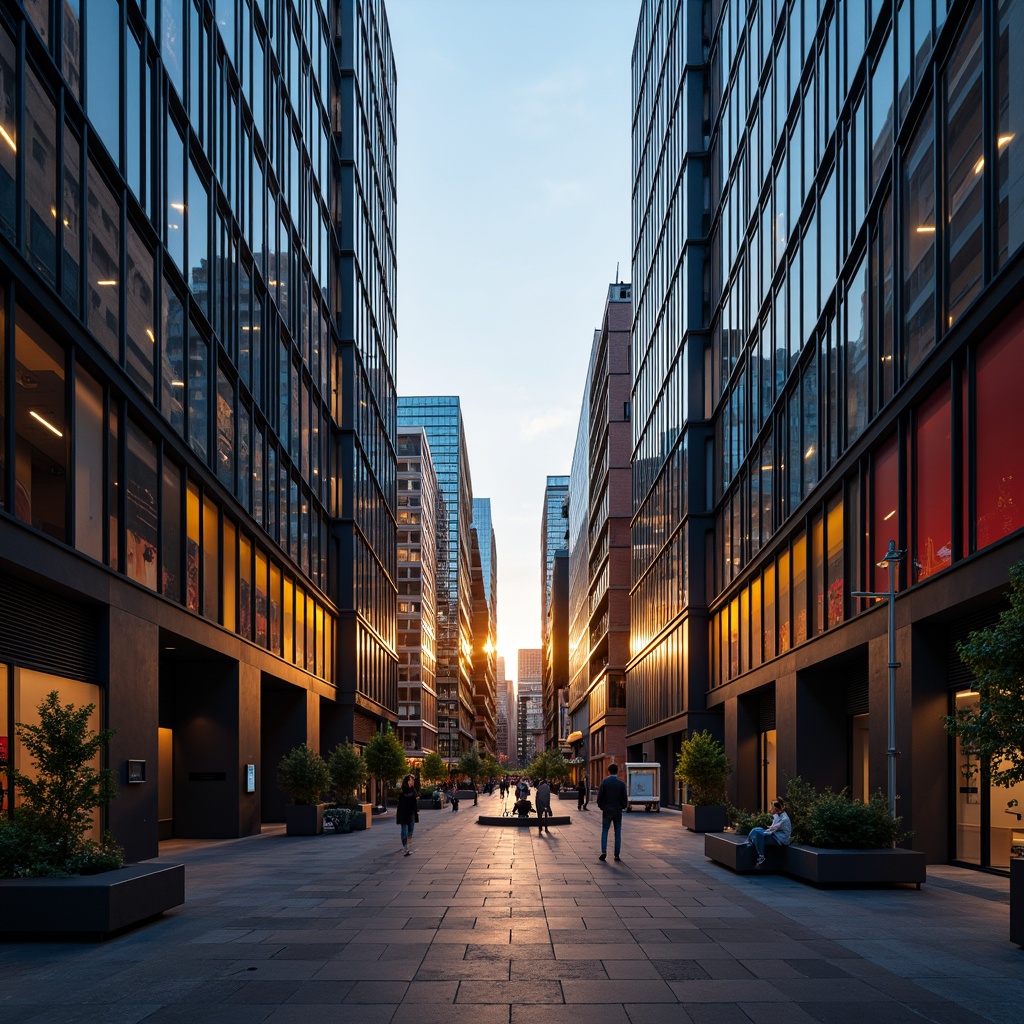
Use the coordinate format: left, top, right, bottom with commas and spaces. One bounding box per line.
387, 0, 639, 681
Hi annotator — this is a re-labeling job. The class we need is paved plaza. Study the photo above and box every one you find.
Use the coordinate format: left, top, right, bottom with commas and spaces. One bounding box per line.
1, 792, 1023, 1023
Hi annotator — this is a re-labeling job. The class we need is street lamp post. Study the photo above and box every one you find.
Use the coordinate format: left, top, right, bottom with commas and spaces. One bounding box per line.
851, 539, 904, 829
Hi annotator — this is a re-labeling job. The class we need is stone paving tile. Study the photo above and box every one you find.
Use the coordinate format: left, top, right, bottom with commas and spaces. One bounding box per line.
553, 943, 648, 960
561, 979, 677, 1003
266, 1005, 397, 1024
456, 980, 564, 1003
602, 959, 664, 980
665, 978, 787, 1002
312, 958, 423, 981
621, 1007, 698, 1024
391, 1005, 509, 1024
512, 1005, 631, 1024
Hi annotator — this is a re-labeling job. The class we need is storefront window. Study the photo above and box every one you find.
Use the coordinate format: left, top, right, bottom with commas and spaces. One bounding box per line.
914, 387, 952, 581
792, 534, 807, 646
295, 584, 305, 667
283, 576, 294, 662
222, 519, 236, 632
203, 496, 218, 620
162, 460, 181, 601
14, 308, 67, 542
126, 421, 158, 591
871, 436, 900, 592
269, 563, 281, 655
751, 576, 762, 669
255, 549, 268, 646
74, 367, 104, 561
763, 563, 775, 661
239, 534, 252, 639
778, 549, 791, 654
827, 494, 845, 627
186, 481, 199, 611
812, 513, 825, 635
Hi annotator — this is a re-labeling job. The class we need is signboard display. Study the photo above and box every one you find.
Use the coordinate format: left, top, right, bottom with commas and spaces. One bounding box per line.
246, 764, 256, 793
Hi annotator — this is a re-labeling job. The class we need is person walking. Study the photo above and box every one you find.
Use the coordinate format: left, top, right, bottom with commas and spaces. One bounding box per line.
395, 775, 419, 856
535, 778, 552, 835
596, 763, 628, 862
577, 777, 589, 811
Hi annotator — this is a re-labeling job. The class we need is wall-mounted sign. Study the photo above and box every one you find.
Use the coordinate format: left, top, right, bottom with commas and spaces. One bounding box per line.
246, 764, 256, 793
127, 759, 146, 784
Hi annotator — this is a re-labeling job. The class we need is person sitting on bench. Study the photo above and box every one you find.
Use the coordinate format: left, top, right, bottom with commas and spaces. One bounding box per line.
513, 796, 533, 818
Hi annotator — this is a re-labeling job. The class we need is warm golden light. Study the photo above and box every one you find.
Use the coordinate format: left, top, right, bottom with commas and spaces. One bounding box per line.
0, 124, 15, 152
29, 410, 64, 438
883, 509, 896, 522
145, 328, 155, 343
999, 133, 1016, 148
96, 279, 117, 286
170, 380, 186, 388
916, 225, 935, 234
170, 202, 186, 212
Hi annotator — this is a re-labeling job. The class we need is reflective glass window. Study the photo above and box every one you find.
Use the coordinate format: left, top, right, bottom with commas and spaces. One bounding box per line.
166, 119, 185, 270
187, 159, 208, 313
793, 533, 807, 646
239, 534, 252, 639
62, 124, 81, 311
107, 398, 119, 570
63, 1, 81, 98
903, 105, 935, 375
846, 255, 869, 444
871, 32, 894, 192
163, 459, 182, 601
997, 0, 1024, 269
87, 158, 120, 359
203, 496, 218, 619
25, 65, 57, 285
223, 519, 236, 632
14, 308, 67, 541
86, 0, 120, 159
216, 365, 234, 489
163, 0, 185, 99
161, 280, 185, 433
256, 549, 268, 646
126, 224, 155, 398
870, 435, 900, 592
188, 320, 208, 461
126, 29, 142, 199
827, 493, 844, 627
74, 364, 103, 561
945, 6, 982, 324
126, 420, 158, 591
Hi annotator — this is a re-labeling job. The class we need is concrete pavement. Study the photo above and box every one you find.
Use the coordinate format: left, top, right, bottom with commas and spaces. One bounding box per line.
0, 790, 1021, 1023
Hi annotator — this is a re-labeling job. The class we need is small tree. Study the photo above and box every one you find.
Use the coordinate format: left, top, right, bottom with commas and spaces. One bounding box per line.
328, 740, 367, 806
458, 744, 484, 804
675, 730, 732, 806
421, 750, 448, 789
944, 561, 1024, 791
276, 743, 330, 805
528, 749, 571, 786
364, 727, 407, 810
2, 691, 122, 876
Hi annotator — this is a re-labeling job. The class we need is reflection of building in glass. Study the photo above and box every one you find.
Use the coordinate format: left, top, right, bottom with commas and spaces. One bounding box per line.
495, 656, 515, 764
398, 397, 475, 763
540, 476, 568, 750
517, 648, 544, 765
396, 428, 438, 760
471, 498, 498, 754
631, 0, 1024, 871
0, 0, 397, 860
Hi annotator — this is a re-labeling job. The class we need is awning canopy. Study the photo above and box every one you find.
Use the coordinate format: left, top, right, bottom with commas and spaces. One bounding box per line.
566, 730, 584, 744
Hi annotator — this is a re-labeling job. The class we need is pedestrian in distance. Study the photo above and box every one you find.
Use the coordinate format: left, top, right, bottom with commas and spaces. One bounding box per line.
596, 763, 628, 862
577, 776, 589, 811
535, 778, 552, 834
395, 774, 419, 856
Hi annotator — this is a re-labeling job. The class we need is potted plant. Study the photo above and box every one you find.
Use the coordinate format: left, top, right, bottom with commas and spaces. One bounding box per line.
420, 751, 448, 808
0, 691, 183, 937
363, 727, 407, 813
458, 743, 484, 805
943, 560, 1024, 943
328, 740, 367, 808
675, 730, 732, 832
276, 743, 330, 835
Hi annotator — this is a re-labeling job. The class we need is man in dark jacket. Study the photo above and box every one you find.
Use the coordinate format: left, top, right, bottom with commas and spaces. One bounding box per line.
596, 763, 628, 862
577, 777, 588, 811
535, 779, 552, 834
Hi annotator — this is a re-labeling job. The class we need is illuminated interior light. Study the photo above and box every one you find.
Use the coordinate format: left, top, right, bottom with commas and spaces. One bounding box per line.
29, 410, 64, 437
170, 380, 186, 387
804, 445, 815, 460
96, 279, 117, 286
916, 225, 935, 233
50, 206, 58, 219
883, 509, 896, 521
998, 133, 1015, 148
146, 328, 155, 343
0, 124, 15, 152
974, 156, 985, 175
268, 280, 278, 286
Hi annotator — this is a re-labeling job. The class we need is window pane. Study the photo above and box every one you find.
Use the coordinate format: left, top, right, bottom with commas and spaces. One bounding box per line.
86, 0, 120, 159
778, 549, 790, 653
847, 255, 869, 443
162, 0, 185, 99
975, 310, 1024, 548
87, 159, 120, 359
161, 281, 185, 433
945, 6, 983, 323
256, 549, 268, 646
187, 159, 208, 312
186, 481, 199, 611
126, 224, 155, 398
203, 496, 218, 619
827, 493, 845, 627
126, 420, 158, 591
0, 26, 15, 242
166, 118, 185, 270
62, 124, 81, 311
223, 519, 236, 632
871, 435, 900, 592
903, 105, 935, 375
792, 534, 807, 646
239, 534, 252, 639
216, 365, 234, 489
914, 387, 952, 581
162, 460, 181, 601
74, 364, 104, 561
25, 66, 57, 285
997, 0, 1024, 269
871, 32, 893, 192
14, 308, 67, 541
188, 320, 208, 461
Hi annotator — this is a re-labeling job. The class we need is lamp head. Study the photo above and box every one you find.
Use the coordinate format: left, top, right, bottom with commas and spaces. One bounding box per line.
876, 539, 905, 568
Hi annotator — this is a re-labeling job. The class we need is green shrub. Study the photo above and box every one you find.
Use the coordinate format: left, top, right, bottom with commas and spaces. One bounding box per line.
328, 741, 367, 806
323, 807, 353, 834
675, 731, 732, 806
729, 805, 772, 835
276, 743, 330, 805
782, 776, 819, 844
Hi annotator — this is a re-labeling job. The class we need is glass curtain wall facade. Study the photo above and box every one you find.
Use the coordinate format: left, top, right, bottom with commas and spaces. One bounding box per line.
0, 0, 397, 856
540, 475, 568, 747
632, 0, 1024, 866
396, 428, 437, 759
397, 396, 474, 762
332, 0, 397, 743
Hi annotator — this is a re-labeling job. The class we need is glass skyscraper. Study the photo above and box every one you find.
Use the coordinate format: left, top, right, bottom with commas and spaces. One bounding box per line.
631, 0, 1024, 867
397, 396, 474, 761
0, 0, 397, 857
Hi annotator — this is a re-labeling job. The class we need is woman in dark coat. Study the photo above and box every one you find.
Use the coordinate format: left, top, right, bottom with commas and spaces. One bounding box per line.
396, 774, 419, 856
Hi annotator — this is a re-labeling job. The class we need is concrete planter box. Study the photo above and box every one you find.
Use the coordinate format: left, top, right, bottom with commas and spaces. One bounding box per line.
0, 863, 185, 939
285, 803, 324, 836
1011, 858, 1024, 945
682, 804, 728, 832
418, 796, 445, 809
477, 815, 572, 827
704, 832, 925, 888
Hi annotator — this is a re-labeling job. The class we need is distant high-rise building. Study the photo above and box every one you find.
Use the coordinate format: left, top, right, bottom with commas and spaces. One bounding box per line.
631, 0, 1024, 870
0, 0, 397, 859
540, 476, 569, 748
495, 656, 512, 764
471, 498, 498, 754
395, 428, 439, 759
567, 284, 632, 789
398, 397, 475, 762
517, 648, 544, 765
